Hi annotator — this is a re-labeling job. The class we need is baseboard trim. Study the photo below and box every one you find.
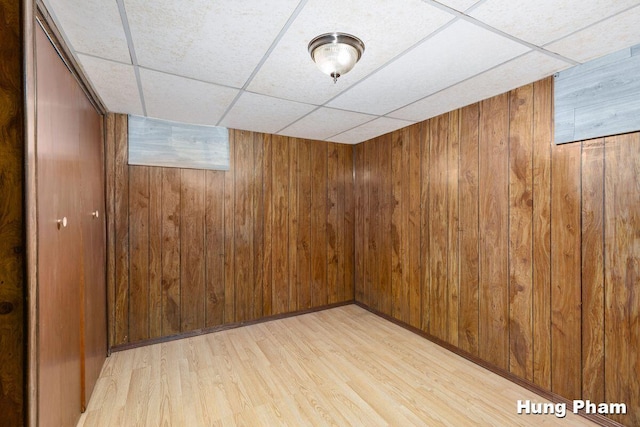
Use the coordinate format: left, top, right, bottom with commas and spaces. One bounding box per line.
355, 301, 624, 427
110, 300, 354, 353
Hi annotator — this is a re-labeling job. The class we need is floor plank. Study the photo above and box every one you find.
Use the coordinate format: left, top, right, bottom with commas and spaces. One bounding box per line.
79, 305, 595, 426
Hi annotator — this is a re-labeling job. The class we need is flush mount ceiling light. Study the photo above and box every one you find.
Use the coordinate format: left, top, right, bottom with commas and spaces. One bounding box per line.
308, 32, 365, 83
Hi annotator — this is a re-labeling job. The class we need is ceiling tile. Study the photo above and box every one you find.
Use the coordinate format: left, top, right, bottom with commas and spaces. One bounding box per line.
328, 117, 414, 144
279, 107, 376, 141
389, 51, 571, 121
123, 0, 300, 88
43, 0, 131, 63
434, 0, 481, 12
545, 5, 640, 63
77, 54, 143, 114
219, 92, 317, 135
140, 69, 239, 125
247, 0, 455, 105
469, 0, 640, 46
327, 20, 530, 115
388, 51, 571, 122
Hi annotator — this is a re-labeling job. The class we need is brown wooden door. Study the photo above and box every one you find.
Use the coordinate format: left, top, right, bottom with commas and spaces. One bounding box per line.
36, 24, 83, 427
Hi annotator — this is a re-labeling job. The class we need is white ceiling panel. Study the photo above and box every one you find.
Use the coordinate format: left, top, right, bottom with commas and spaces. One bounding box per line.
124, 0, 300, 88
545, 5, 640, 63
434, 0, 481, 12
389, 51, 571, 122
219, 92, 316, 135
328, 117, 414, 144
247, 0, 455, 105
327, 20, 530, 115
280, 108, 376, 142
140, 69, 239, 126
43, 0, 640, 144
469, 0, 640, 46
77, 54, 143, 114
43, 0, 130, 63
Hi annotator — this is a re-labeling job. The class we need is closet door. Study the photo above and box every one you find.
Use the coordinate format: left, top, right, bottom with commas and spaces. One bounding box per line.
78, 98, 107, 409
36, 25, 83, 427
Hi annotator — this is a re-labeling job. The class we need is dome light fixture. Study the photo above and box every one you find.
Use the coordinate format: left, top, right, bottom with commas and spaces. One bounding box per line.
308, 32, 365, 83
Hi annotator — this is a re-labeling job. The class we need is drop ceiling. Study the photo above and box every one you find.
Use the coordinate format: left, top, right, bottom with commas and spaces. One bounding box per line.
42, 0, 640, 144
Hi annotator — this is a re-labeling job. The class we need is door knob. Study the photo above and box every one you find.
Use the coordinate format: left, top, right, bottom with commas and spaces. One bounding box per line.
57, 217, 68, 229
92, 210, 99, 219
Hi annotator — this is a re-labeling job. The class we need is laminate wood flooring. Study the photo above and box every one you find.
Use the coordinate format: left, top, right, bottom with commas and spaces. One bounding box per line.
78, 305, 595, 426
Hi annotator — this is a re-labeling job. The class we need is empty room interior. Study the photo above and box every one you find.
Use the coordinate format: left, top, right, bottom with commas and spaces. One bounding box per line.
2, 0, 640, 426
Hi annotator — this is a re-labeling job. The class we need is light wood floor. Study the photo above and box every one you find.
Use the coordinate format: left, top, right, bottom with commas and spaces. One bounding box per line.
78, 305, 596, 426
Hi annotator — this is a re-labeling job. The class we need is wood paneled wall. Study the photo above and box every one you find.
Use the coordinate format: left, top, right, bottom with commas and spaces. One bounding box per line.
0, 0, 25, 424
106, 116, 354, 346
355, 77, 639, 426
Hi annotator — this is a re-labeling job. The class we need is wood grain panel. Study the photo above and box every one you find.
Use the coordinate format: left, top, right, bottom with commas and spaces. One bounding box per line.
478, 93, 510, 370
252, 133, 265, 320
311, 143, 328, 307
342, 144, 355, 302
271, 135, 290, 315
205, 170, 225, 327
604, 133, 640, 426
378, 134, 392, 315
508, 84, 534, 380
288, 138, 299, 310
224, 132, 236, 322
148, 167, 163, 338
161, 168, 181, 335
550, 142, 582, 400
428, 114, 449, 341
129, 166, 150, 342
327, 143, 340, 304
458, 104, 480, 355
114, 114, 130, 344
234, 130, 255, 322
180, 169, 206, 331
0, 0, 25, 422
447, 110, 460, 346
297, 140, 312, 310
105, 114, 117, 348
420, 121, 431, 332
532, 77, 552, 390
391, 130, 404, 321
354, 144, 365, 304
365, 140, 377, 310
407, 124, 422, 330
581, 138, 605, 403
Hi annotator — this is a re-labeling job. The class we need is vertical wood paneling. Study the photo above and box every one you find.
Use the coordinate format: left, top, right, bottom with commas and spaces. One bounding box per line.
428, 114, 449, 341
105, 115, 117, 347
234, 130, 254, 322
447, 110, 460, 346
550, 142, 582, 399
161, 168, 181, 334
262, 134, 273, 317
224, 132, 236, 322
129, 166, 150, 341
252, 133, 265, 320
532, 77, 552, 389
351, 76, 639, 427
205, 170, 225, 327
148, 168, 163, 338
605, 133, 640, 426
272, 135, 290, 314
478, 93, 510, 370
297, 140, 312, 309
288, 139, 299, 310
311, 142, 328, 307
327, 143, 340, 304
0, 0, 24, 420
180, 169, 205, 331
391, 130, 404, 321
354, 144, 366, 304
458, 104, 480, 355
114, 114, 130, 344
379, 134, 392, 315
342, 144, 355, 302
420, 121, 431, 332
581, 138, 605, 403
508, 84, 534, 380
408, 124, 422, 329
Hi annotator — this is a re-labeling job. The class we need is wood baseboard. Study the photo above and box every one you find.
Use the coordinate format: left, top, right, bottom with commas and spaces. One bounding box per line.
355, 301, 624, 427
109, 300, 354, 353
